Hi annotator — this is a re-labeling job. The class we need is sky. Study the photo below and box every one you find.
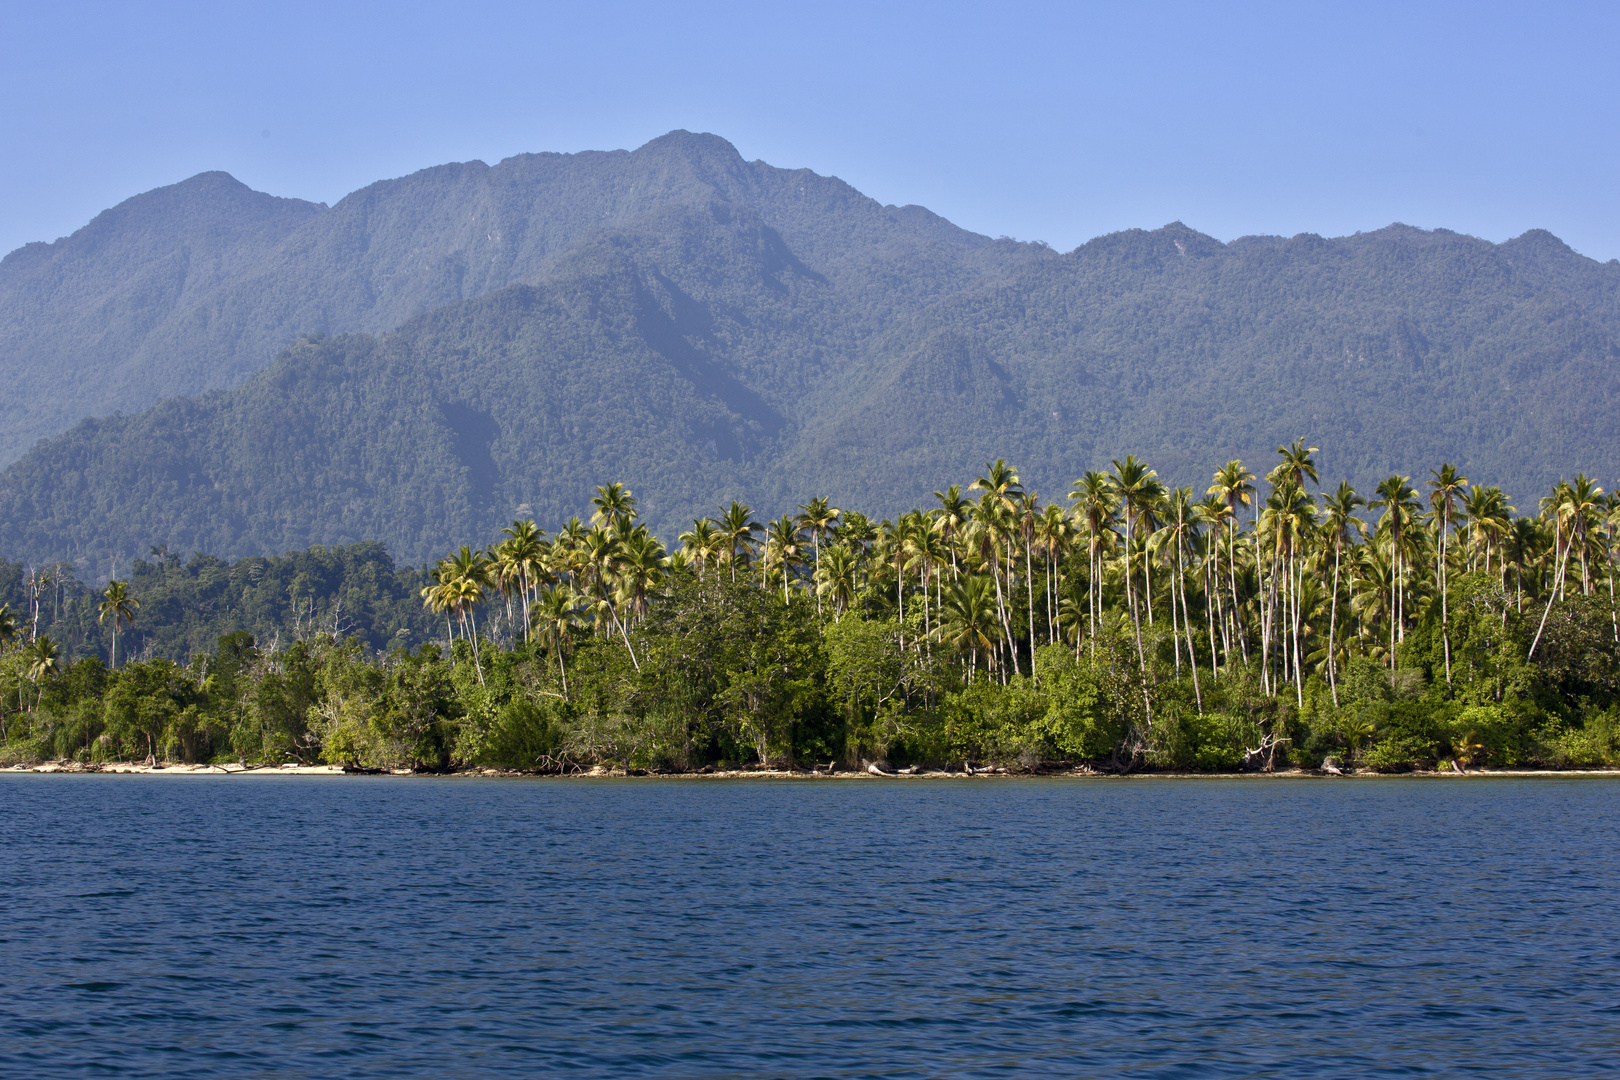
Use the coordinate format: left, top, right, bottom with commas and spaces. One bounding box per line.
3, 1, 1617, 261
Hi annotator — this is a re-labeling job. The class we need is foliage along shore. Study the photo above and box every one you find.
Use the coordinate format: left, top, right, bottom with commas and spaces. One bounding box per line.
4, 446, 1620, 775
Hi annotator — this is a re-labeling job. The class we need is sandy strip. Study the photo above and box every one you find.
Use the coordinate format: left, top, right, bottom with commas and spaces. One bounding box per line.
5, 763, 1618, 779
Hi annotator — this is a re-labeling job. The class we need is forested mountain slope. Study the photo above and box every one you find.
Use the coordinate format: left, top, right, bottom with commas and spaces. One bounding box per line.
3, 199, 1618, 567
0, 131, 1024, 464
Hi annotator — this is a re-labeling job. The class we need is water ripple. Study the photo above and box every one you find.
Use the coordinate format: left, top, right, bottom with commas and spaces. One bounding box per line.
1, 775, 1617, 1078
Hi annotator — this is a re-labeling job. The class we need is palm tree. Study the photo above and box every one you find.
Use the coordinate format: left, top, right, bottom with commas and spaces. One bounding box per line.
933, 484, 972, 582
1069, 471, 1117, 658
0, 604, 19, 649
1033, 503, 1071, 646
1502, 516, 1542, 611
1274, 439, 1320, 490
529, 586, 584, 697
1108, 456, 1162, 690
795, 497, 840, 615
717, 502, 760, 584
441, 546, 492, 683
579, 526, 640, 670
764, 515, 803, 602
98, 581, 139, 669
1153, 486, 1203, 710
970, 460, 1024, 674
678, 519, 723, 580
420, 564, 458, 652
1531, 476, 1605, 659
935, 575, 1002, 680
1370, 475, 1421, 673
1462, 486, 1514, 575
1320, 481, 1366, 705
500, 520, 549, 639
816, 542, 859, 617
1260, 480, 1315, 703
590, 482, 638, 526
1427, 463, 1469, 686
1208, 460, 1256, 661
617, 528, 667, 623
25, 635, 60, 710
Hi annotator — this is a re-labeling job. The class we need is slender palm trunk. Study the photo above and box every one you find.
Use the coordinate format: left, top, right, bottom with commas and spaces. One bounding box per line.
468, 608, 486, 686
1169, 550, 1182, 677
1530, 536, 1574, 659
1025, 543, 1037, 670
1440, 513, 1452, 686
1328, 543, 1342, 707
1292, 554, 1303, 707
1178, 543, 1202, 711
1205, 555, 1220, 681
1124, 507, 1149, 714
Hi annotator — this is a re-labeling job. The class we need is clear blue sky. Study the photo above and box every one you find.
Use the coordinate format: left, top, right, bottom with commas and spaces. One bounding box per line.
4, 1, 1617, 260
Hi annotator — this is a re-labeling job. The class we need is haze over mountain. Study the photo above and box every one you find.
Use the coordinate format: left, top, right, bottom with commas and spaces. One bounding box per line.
0, 131, 1016, 466
3, 132, 1619, 566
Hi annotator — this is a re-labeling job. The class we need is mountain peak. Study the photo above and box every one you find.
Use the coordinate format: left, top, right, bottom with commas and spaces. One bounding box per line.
634, 130, 744, 162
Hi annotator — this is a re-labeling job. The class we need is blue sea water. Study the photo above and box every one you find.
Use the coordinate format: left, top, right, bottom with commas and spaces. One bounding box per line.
1, 775, 1616, 1078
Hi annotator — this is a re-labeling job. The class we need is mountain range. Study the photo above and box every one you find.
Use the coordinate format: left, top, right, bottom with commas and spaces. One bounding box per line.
3, 130, 1618, 566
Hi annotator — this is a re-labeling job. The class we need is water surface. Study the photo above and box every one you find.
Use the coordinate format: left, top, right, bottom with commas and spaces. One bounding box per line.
2, 775, 1616, 1078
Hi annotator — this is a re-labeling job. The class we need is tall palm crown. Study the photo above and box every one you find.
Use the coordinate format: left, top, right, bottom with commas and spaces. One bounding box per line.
969, 459, 1023, 512
717, 501, 760, 582
764, 515, 803, 600
97, 580, 139, 669
1274, 439, 1320, 490
678, 519, 723, 578
589, 483, 638, 526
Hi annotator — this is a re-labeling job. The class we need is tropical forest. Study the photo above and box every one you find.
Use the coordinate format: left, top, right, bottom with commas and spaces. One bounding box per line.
4, 444, 1617, 774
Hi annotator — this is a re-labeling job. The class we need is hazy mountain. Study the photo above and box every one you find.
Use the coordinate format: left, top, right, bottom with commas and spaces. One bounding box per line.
0, 131, 1025, 465
4, 150, 1619, 568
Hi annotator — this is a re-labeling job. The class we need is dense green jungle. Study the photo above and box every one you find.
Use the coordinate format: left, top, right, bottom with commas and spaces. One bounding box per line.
4, 449, 1617, 774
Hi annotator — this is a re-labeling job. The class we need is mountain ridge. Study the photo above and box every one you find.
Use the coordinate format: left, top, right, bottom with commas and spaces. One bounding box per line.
3, 133, 1619, 567
0, 131, 1032, 464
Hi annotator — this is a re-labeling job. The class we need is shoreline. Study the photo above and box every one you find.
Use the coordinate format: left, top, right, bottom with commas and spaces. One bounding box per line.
6, 762, 1619, 780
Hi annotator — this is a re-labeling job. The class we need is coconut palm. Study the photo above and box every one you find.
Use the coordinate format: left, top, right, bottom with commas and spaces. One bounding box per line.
764, 515, 803, 602
1462, 486, 1514, 575
935, 574, 1002, 680
1108, 456, 1162, 678
529, 586, 585, 697
25, 635, 60, 710
932, 484, 972, 582
589, 482, 638, 526
1427, 463, 1469, 686
1069, 471, 1117, 658
98, 580, 139, 669
434, 546, 492, 683
1033, 503, 1072, 645
1274, 439, 1320, 490
1319, 481, 1366, 705
1152, 486, 1203, 709
1208, 460, 1256, 661
617, 528, 667, 622
678, 519, 723, 580
1370, 475, 1421, 654
795, 497, 840, 614
1530, 475, 1605, 658
816, 542, 859, 617
970, 460, 1025, 671
717, 501, 760, 584
500, 520, 549, 638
